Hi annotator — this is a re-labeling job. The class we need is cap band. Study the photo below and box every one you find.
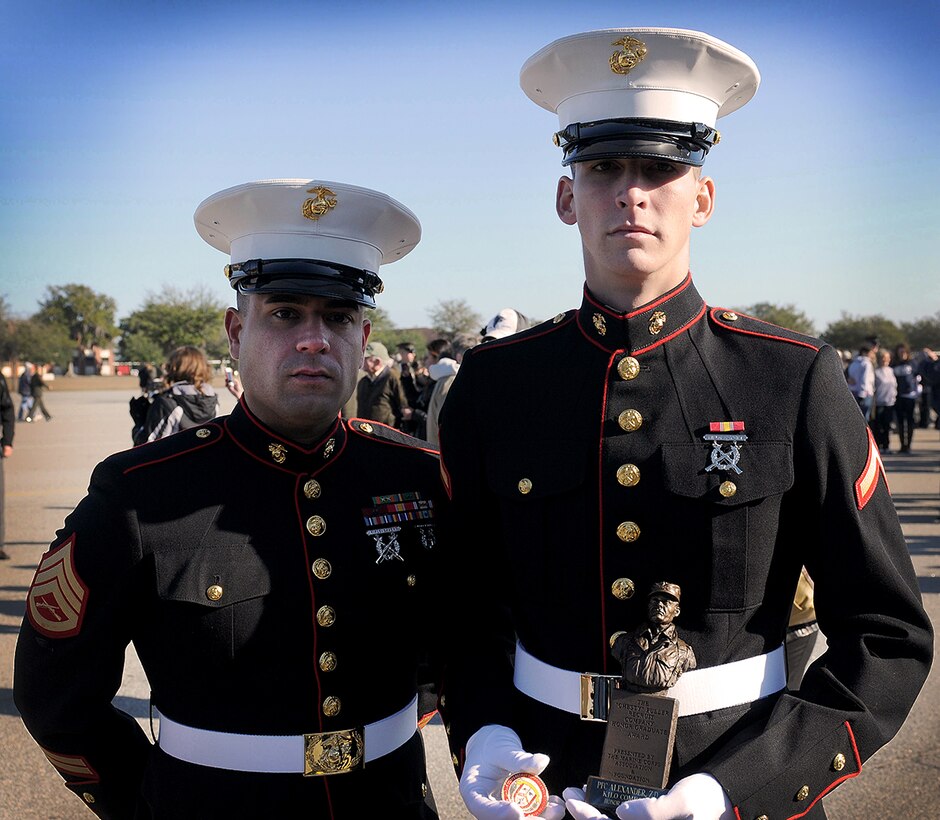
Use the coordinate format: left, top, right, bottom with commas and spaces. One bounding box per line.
227, 258, 383, 308
555, 118, 719, 166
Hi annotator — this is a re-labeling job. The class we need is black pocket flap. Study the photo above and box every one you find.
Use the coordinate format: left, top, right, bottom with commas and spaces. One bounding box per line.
662, 441, 793, 504
154, 543, 273, 607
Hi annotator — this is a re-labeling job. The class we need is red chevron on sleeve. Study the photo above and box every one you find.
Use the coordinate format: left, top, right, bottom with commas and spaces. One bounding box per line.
854, 428, 888, 510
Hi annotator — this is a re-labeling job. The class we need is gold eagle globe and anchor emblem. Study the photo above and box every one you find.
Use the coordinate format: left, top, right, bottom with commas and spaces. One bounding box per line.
302, 186, 338, 221
609, 36, 648, 75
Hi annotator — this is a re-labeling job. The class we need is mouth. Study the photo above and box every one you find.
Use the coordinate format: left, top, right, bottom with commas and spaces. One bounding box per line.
611, 225, 654, 237
289, 368, 333, 382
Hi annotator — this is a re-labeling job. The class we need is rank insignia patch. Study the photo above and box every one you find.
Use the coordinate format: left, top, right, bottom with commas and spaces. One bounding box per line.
27, 535, 89, 638
41, 747, 100, 784
855, 427, 887, 510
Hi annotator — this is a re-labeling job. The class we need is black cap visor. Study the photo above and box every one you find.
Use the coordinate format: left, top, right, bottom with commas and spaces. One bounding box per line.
227, 259, 383, 309
556, 119, 718, 167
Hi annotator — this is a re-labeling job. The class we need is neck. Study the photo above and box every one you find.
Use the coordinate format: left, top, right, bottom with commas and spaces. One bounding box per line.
585, 267, 689, 313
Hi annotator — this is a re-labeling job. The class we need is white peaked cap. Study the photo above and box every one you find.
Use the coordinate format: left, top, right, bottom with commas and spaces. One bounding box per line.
521, 28, 760, 129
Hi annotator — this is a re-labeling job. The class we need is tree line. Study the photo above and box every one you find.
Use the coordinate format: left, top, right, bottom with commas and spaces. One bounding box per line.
1, 285, 937, 372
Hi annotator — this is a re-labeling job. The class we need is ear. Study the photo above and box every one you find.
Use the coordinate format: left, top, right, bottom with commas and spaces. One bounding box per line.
360, 317, 372, 368
224, 306, 243, 360
692, 175, 716, 228
556, 175, 577, 225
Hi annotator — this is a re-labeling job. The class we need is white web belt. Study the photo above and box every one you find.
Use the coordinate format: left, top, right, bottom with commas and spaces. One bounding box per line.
155, 694, 418, 774
514, 641, 786, 719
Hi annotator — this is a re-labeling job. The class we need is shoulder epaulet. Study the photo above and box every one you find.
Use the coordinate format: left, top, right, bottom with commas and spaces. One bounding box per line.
469, 309, 575, 355
709, 307, 822, 352
120, 422, 224, 475
347, 419, 439, 456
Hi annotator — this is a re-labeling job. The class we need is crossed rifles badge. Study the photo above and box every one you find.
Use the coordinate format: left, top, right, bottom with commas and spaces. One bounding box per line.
703, 421, 747, 475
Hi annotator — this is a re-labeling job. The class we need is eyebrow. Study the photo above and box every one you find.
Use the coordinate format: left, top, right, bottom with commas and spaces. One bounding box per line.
261, 294, 360, 310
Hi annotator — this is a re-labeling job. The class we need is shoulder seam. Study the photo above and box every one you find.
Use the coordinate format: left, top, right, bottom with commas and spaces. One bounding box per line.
349, 419, 440, 456
709, 308, 821, 352
469, 312, 574, 355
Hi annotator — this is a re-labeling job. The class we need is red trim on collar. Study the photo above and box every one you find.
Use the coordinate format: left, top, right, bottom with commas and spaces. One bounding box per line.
238, 397, 343, 455
631, 303, 707, 356
583, 273, 693, 318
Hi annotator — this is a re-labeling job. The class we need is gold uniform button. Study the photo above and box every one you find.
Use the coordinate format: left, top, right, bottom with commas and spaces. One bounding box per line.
618, 409, 643, 432
206, 584, 223, 602
304, 479, 322, 499
306, 515, 326, 536
359, 422, 374, 434
312, 558, 332, 580
719, 480, 737, 498
406, 574, 417, 587
617, 356, 640, 380
322, 696, 341, 717
796, 785, 810, 801
196, 428, 211, 438
617, 464, 640, 487
721, 311, 739, 321
518, 478, 533, 495
616, 521, 640, 542
832, 753, 846, 771
611, 578, 635, 600
319, 651, 337, 672
316, 606, 336, 627
82, 793, 96, 804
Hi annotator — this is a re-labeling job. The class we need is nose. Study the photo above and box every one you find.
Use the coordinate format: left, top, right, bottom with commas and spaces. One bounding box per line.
615, 170, 647, 209
295, 318, 331, 354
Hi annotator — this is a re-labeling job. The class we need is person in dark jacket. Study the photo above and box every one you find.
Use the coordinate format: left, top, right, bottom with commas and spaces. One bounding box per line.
143, 346, 219, 442
14, 179, 445, 818
26, 365, 52, 422
439, 28, 932, 820
0, 372, 13, 560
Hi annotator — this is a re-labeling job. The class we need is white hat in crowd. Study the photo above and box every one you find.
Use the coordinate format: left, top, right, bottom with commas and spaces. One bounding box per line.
520, 28, 760, 166
481, 308, 529, 341
194, 179, 421, 308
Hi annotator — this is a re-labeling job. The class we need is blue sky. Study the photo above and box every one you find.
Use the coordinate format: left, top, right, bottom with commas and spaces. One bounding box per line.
1, 0, 938, 334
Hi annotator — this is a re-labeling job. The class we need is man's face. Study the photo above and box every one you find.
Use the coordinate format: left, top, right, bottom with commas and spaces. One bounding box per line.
648, 593, 680, 626
225, 293, 370, 443
556, 158, 714, 300
363, 355, 385, 376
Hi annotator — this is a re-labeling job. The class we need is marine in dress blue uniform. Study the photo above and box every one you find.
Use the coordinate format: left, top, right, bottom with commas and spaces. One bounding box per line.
438, 29, 932, 820
14, 180, 447, 818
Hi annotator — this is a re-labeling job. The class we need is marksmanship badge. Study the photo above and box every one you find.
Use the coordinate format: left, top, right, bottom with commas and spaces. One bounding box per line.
703, 421, 747, 475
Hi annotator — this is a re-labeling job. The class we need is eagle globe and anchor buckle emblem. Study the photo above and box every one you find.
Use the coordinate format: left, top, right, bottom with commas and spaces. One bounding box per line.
703, 421, 747, 475
303, 727, 365, 775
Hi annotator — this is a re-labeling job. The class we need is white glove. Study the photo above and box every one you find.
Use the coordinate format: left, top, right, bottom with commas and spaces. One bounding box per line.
458, 724, 566, 820
563, 774, 733, 820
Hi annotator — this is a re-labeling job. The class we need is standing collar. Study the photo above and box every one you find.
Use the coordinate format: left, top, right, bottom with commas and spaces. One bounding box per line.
576, 273, 706, 354
223, 399, 348, 475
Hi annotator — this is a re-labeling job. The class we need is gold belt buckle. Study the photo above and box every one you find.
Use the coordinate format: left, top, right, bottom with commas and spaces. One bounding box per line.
579, 673, 620, 721
303, 728, 365, 775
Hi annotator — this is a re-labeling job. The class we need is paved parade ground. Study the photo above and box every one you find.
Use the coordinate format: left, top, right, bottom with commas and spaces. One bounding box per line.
1, 381, 937, 819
